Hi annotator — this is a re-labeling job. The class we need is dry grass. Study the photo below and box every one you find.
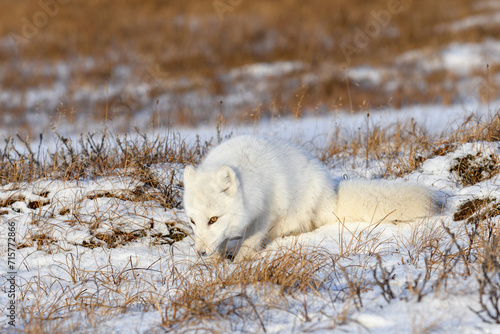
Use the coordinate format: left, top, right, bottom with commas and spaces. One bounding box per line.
320, 108, 500, 179
1, 8, 500, 324
9, 243, 352, 333
1, 0, 499, 133
161, 244, 340, 331
320, 116, 435, 176
0, 129, 211, 185
9, 212, 500, 332
4, 0, 493, 68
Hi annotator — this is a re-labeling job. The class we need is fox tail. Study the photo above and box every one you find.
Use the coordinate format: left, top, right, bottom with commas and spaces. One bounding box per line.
336, 179, 444, 223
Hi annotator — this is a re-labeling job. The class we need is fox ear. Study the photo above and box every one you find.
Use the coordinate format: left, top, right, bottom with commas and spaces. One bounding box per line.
216, 165, 238, 195
184, 165, 197, 184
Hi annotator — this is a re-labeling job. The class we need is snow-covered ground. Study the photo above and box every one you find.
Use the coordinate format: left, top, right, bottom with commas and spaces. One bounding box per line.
2, 4, 500, 329
1, 99, 500, 333
2, 34, 500, 137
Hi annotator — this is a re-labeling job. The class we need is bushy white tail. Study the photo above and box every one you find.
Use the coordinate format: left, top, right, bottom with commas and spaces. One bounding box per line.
336, 180, 442, 223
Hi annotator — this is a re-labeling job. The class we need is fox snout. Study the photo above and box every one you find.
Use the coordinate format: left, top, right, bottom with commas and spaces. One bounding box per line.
195, 238, 213, 255
195, 235, 227, 257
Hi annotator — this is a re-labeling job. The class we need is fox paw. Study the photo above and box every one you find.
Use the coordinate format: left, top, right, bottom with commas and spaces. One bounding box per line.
233, 247, 258, 262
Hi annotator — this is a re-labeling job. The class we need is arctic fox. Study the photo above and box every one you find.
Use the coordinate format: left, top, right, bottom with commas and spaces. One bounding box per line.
183, 135, 441, 262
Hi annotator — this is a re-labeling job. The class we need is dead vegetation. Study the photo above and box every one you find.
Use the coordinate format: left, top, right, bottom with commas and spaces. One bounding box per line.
451, 152, 499, 186
10, 209, 500, 333
1, 0, 499, 133
0, 129, 211, 185
162, 245, 339, 331
320, 107, 500, 180
1, 1, 500, 332
1, 19, 500, 327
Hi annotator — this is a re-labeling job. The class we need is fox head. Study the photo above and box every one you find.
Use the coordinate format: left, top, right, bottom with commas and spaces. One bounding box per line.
183, 165, 248, 256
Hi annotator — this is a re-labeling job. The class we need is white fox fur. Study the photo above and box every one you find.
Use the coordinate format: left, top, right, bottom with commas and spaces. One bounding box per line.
183, 135, 441, 261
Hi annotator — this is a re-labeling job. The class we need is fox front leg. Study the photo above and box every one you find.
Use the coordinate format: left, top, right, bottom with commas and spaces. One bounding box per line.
233, 217, 270, 262
233, 237, 261, 262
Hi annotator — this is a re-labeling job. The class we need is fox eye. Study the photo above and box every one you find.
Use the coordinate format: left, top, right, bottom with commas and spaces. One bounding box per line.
208, 216, 218, 225
190, 218, 196, 225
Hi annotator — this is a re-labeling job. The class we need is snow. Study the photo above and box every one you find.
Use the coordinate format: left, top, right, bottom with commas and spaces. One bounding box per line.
353, 313, 393, 328
2, 99, 500, 333
174, 100, 500, 154
229, 61, 304, 79
474, 1, 500, 11
397, 40, 500, 75
3, 15, 500, 330
3, 32, 500, 138
436, 12, 500, 32
347, 66, 385, 86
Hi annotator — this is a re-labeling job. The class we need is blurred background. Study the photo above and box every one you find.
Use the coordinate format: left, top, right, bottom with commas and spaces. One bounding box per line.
1, 0, 499, 136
